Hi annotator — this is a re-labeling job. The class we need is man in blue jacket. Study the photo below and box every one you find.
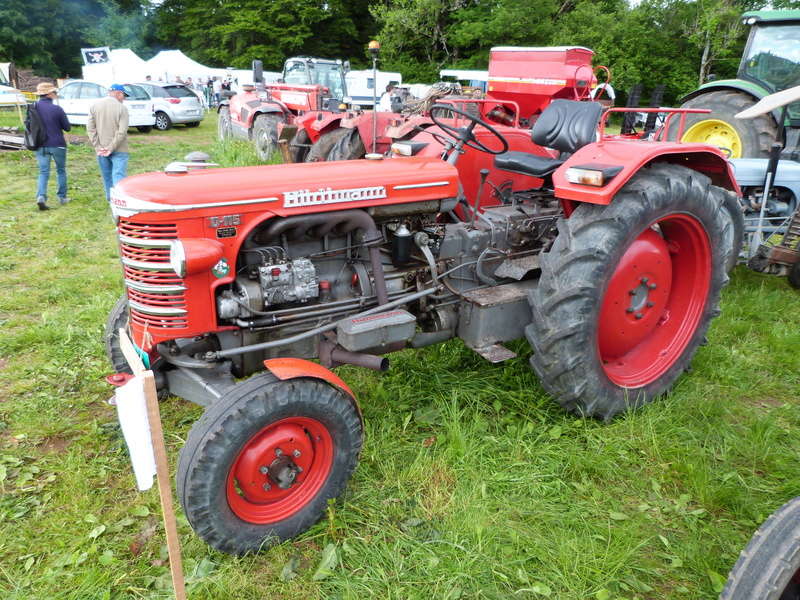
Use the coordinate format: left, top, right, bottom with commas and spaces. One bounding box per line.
34, 82, 71, 210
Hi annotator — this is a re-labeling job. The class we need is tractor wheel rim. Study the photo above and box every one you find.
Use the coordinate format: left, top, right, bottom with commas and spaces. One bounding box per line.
598, 214, 711, 387
227, 417, 333, 523
682, 119, 742, 158
257, 130, 270, 157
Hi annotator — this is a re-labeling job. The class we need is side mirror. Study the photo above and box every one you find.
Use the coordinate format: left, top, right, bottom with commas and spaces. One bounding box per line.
343, 60, 351, 73
252, 60, 263, 84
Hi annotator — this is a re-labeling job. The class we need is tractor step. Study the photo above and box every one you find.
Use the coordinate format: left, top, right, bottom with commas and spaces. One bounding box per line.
470, 343, 517, 363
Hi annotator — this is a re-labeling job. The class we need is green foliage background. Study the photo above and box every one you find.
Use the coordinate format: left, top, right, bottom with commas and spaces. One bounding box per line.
1, 0, 800, 101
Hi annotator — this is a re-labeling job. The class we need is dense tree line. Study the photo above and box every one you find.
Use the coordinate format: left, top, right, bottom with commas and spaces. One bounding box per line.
1, 0, 799, 102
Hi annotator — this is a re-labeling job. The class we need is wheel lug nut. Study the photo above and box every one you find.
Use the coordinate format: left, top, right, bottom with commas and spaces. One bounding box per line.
628, 289, 636, 296
263, 483, 271, 491
275, 448, 283, 456
648, 283, 657, 290
259, 466, 268, 475
641, 277, 649, 283
635, 312, 644, 320
296, 466, 303, 473
293, 449, 301, 458
646, 301, 654, 308
626, 307, 635, 313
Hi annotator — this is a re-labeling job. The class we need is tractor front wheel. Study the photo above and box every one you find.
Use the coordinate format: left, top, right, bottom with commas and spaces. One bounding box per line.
675, 90, 778, 158
218, 107, 232, 141
526, 164, 732, 419
105, 294, 131, 374
720, 496, 800, 600
177, 373, 362, 555
305, 128, 350, 162
253, 114, 282, 162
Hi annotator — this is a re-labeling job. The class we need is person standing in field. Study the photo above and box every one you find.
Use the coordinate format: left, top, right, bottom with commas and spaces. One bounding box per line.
33, 82, 71, 211
87, 84, 129, 201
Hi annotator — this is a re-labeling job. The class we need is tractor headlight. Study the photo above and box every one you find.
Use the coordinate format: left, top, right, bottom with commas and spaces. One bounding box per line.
564, 164, 623, 187
169, 240, 186, 278
169, 239, 225, 278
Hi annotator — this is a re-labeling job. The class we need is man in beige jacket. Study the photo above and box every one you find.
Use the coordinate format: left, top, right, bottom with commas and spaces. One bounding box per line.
87, 84, 129, 200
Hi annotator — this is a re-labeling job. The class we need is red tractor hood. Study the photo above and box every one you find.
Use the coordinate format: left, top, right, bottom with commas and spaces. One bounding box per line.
111, 157, 459, 219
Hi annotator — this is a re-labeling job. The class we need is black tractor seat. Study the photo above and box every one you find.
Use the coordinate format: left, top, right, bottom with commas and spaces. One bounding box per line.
494, 152, 565, 178
494, 99, 604, 178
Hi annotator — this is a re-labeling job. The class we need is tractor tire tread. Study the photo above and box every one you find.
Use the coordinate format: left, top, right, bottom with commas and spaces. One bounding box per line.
720, 497, 800, 600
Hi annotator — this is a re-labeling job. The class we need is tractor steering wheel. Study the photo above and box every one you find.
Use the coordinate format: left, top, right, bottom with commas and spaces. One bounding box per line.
429, 103, 509, 155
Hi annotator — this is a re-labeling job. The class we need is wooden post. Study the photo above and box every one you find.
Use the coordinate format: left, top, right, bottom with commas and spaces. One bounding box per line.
278, 138, 291, 163
118, 330, 187, 600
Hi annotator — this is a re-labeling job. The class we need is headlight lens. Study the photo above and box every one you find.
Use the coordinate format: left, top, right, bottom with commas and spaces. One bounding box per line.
169, 240, 186, 277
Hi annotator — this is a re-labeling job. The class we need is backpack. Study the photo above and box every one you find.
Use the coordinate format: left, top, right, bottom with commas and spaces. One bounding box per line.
24, 103, 47, 151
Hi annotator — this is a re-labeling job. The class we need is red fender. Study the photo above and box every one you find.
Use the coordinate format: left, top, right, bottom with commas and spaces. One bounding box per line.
552, 139, 740, 205
263, 358, 360, 420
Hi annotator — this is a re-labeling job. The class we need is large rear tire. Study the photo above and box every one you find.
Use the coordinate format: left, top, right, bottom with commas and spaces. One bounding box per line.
327, 128, 366, 161
720, 497, 800, 600
526, 164, 731, 419
675, 90, 778, 158
253, 114, 282, 162
304, 128, 350, 162
177, 373, 362, 555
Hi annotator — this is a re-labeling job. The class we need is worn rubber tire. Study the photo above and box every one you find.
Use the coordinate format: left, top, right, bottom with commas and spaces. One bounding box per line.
184, 121, 200, 128
252, 114, 282, 162
154, 111, 173, 131
327, 128, 365, 161
105, 295, 132, 374
647, 163, 743, 272
218, 106, 232, 141
525, 164, 731, 420
675, 91, 778, 158
304, 128, 350, 162
288, 128, 310, 163
177, 373, 362, 555
789, 262, 800, 289
720, 497, 800, 600
136, 126, 152, 134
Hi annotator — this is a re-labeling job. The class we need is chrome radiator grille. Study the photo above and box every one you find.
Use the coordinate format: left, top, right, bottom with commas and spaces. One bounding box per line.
118, 220, 188, 329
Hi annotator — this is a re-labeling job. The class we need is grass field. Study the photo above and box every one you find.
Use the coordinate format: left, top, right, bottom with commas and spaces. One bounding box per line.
0, 111, 798, 600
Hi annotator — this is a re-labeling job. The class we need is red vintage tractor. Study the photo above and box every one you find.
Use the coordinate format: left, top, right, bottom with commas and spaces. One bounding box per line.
107, 98, 743, 555
218, 57, 348, 161
296, 46, 607, 164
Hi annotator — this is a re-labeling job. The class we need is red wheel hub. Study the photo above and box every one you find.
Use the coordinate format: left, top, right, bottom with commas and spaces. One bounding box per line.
227, 417, 333, 524
598, 215, 711, 387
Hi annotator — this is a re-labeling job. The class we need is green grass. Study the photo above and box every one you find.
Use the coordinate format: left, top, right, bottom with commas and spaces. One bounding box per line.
1, 113, 799, 599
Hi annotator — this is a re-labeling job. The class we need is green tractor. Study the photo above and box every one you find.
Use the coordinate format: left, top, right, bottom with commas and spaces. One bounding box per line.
679, 9, 800, 158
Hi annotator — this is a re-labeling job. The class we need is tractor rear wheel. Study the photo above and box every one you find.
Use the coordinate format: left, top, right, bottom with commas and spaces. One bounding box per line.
105, 294, 131, 374
720, 497, 800, 600
253, 114, 282, 162
526, 164, 731, 419
305, 128, 350, 162
177, 373, 362, 555
327, 128, 366, 161
675, 91, 778, 158
288, 129, 310, 162
218, 107, 232, 141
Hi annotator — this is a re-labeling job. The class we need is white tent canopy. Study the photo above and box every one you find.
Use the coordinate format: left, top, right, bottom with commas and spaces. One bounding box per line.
145, 50, 227, 83
82, 48, 151, 85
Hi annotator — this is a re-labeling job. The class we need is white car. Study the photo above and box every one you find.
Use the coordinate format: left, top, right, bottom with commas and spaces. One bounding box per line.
57, 80, 155, 132
136, 82, 205, 130
0, 67, 26, 107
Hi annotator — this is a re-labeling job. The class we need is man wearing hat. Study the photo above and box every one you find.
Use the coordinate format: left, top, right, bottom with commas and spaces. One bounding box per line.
87, 84, 130, 201
33, 82, 71, 211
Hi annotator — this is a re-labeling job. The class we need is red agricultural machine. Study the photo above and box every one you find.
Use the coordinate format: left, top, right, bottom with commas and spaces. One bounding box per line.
107, 93, 743, 554
295, 46, 609, 165
218, 56, 348, 161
